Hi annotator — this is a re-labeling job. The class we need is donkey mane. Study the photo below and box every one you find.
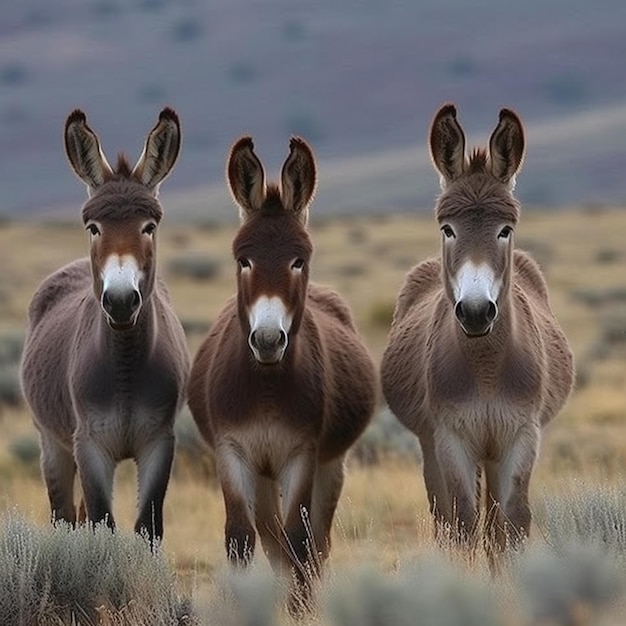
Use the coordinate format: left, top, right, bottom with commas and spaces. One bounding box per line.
233, 204, 313, 259
257, 184, 286, 215
435, 148, 520, 224
81, 163, 164, 224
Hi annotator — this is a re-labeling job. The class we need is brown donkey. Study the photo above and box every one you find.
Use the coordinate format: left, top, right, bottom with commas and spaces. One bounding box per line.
20, 109, 190, 543
381, 105, 574, 552
188, 137, 376, 594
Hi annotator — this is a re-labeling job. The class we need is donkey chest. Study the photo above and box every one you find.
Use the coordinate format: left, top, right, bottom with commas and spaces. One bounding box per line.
222, 417, 310, 478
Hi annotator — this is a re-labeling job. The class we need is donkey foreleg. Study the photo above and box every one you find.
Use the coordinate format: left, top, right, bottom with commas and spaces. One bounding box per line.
417, 429, 450, 534
486, 422, 539, 551
215, 443, 257, 566
135, 434, 175, 544
311, 456, 345, 563
40, 434, 77, 525
279, 450, 318, 581
73, 434, 116, 530
434, 428, 479, 547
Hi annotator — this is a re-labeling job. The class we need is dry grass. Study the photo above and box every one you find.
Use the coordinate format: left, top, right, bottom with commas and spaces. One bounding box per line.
0, 206, 624, 622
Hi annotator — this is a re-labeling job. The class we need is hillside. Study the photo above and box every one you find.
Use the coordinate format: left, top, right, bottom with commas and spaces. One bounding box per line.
2, 0, 626, 220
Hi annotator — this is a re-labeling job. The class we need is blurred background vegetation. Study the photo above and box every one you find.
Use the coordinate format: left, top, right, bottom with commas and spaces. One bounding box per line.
0, 0, 625, 623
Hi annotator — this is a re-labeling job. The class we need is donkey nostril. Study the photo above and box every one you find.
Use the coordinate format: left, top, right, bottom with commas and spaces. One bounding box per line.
486, 301, 498, 323
277, 330, 287, 347
102, 291, 113, 314
249, 330, 258, 348
454, 301, 465, 322
130, 290, 141, 312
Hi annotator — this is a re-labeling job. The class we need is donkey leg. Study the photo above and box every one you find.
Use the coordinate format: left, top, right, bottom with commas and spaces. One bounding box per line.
491, 423, 539, 550
135, 434, 175, 544
418, 430, 450, 537
215, 444, 257, 566
278, 449, 318, 615
255, 476, 284, 569
73, 434, 116, 529
279, 450, 317, 576
39, 434, 77, 525
434, 428, 479, 548
310, 455, 345, 565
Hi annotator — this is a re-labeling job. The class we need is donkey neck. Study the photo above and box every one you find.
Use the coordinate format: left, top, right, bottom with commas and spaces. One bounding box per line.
446, 285, 541, 401
97, 294, 157, 367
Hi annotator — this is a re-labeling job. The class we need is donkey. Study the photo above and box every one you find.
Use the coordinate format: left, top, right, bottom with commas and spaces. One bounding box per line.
20, 108, 190, 543
188, 136, 376, 596
381, 104, 574, 552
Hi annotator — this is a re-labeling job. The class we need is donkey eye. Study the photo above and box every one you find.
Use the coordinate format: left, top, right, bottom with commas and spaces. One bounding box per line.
142, 222, 157, 236
498, 226, 513, 239
86, 223, 101, 236
291, 258, 305, 270
441, 225, 456, 239
238, 257, 251, 269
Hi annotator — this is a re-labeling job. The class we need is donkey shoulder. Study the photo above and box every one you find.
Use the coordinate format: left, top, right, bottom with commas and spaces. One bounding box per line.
307, 283, 356, 330
27, 258, 91, 329
513, 249, 550, 305
392, 257, 441, 325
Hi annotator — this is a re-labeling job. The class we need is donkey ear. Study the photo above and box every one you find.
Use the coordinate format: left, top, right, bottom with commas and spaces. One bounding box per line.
429, 103, 466, 188
280, 136, 317, 224
131, 107, 181, 195
227, 136, 266, 220
64, 109, 114, 195
488, 108, 525, 187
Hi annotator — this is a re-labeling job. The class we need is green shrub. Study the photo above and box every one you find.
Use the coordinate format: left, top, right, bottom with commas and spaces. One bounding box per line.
0, 365, 22, 407
536, 484, 626, 555
351, 406, 421, 465
9, 435, 40, 469
367, 300, 395, 329
168, 254, 221, 281
0, 515, 193, 625
517, 543, 622, 625
326, 559, 502, 626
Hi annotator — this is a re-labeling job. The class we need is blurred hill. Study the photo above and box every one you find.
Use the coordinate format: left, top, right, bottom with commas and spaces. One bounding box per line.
1, 0, 626, 221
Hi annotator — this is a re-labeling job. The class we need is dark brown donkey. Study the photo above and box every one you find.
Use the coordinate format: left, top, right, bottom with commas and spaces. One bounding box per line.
20, 109, 190, 543
188, 137, 376, 593
381, 105, 574, 553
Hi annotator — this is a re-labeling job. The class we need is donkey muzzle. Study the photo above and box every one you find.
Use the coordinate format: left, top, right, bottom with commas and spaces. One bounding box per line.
102, 288, 142, 330
248, 328, 288, 364
454, 299, 498, 337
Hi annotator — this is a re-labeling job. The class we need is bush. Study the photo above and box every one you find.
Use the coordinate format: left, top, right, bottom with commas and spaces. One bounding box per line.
0, 365, 22, 407
367, 300, 395, 329
0, 515, 193, 625
168, 254, 221, 281
517, 543, 622, 625
536, 484, 626, 555
326, 559, 502, 626
352, 406, 421, 465
9, 435, 40, 469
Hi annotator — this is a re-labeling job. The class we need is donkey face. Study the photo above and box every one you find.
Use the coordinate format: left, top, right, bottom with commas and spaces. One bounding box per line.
64, 108, 181, 330
227, 136, 316, 364
429, 105, 524, 337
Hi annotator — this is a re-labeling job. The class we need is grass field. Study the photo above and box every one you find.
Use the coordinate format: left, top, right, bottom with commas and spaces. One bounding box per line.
0, 205, 624, 624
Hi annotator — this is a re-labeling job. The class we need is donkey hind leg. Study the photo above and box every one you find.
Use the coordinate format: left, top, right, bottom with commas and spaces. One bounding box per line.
255, 476, 285, 571
486, 423, 539, 554
434, 429, 480, 549
39, 434, 77, 525
310, 455, 345, 566
135, 434, 175, 544
73, 434, 116, 530
216, 444, 257, 566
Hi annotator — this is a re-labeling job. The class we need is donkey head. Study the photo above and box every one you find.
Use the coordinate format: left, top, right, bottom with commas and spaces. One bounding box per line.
64, 108, 181, 330
227, 136, 317, 364
429, 104, 525, 337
